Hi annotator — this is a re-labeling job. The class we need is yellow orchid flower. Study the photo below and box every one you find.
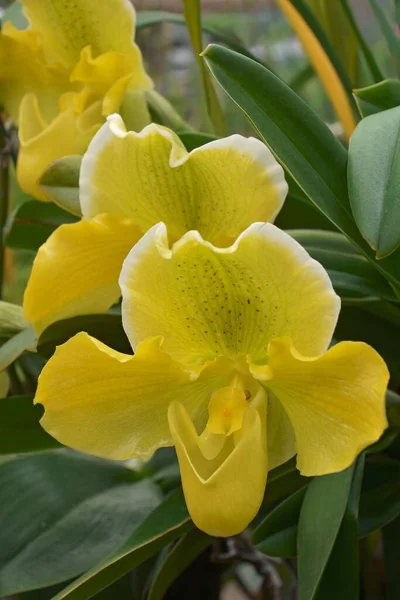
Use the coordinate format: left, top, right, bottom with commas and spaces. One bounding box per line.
35, 222, 388, 536
24, 115, 288, 334
0, 0, 152, 201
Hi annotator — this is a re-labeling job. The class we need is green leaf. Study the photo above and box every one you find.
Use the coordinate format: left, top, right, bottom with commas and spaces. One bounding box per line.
359, 457, 400, 537
146, 528, 211, 600
297, 463, 355, 600
0, 450, 161, 595
202, 44, 400, 288
4, 200, 78, 251
182, 0, 226, 136
178, 131, 218, 152
348, 106, 400, 258
252, 487, 307, 557
354, 80, 400, 118
0, 301, 27, 338
39, 156, 82, 216
0, 327, 36, 371
383, 515, 400, 600
52, 489, 192, 600
289, 229, 399, 302
313, 456, 364, 600
368, 0, 400, 75
338, 0, 383, 83
0, 395, 62, 454
37, 313, 130, 359
386, 389, 400, 428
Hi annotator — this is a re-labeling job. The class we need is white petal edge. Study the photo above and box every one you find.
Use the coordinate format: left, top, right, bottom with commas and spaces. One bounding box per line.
79, 114, 288, 220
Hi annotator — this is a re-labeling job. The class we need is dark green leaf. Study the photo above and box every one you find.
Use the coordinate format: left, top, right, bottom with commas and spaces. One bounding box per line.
359, 457, 400, 537
0, 450, 161, 594
4, 200, 78, 251
252, 487, 306, 557
37, 313, 131, 358
348, 106, 400, 258
289, 229, 398, 301
39, 156, 82, 216
354, 80, 400, 118
0, 395, 62, 454
313, 456, 364, 600
383, 515, 400, 600
202, 44, 400, 288
297, 463, 355, 600
386, 389, 400, 428
0, 327, 36, 370
146, 528, 211, 600
52, 489, 192, 600
178, 131, 218, 151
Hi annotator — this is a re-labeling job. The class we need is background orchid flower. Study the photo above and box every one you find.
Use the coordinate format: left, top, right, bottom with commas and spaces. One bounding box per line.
35, 222, 388, 537
24, 115, 288, 334
0, 0, 152, 201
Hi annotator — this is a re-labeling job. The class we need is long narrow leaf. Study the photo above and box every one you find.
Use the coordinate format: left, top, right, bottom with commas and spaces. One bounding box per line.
182, 0, 226, 136
202, 44, 400, 288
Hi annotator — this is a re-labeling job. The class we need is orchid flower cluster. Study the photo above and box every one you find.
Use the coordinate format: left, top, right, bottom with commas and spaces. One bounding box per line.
2, 0, 388, 537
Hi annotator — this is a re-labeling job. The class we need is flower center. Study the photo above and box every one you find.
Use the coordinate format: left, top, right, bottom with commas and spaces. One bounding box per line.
206, 376, 251, 436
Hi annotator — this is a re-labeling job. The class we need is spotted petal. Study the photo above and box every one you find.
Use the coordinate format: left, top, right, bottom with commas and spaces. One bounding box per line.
79, 114, 288, 244
251, 337, 388, 475
119, 222, 340, 366
24, 214, 142, 334
35, 333, 231, 459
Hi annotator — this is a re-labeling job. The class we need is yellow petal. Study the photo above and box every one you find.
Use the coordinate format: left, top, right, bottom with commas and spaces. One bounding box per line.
21, 0, 149, 75
276, 0, 356, 139
0, 23, 70, 123
79, 114, 287, 244
17, 93, 102, 201
0, 370, 9, 397
119, 222, 340, 366
35, 333, 231, 459
252, 337, 388, 476
168, 391, 268, 536
24, 214, 142, 334
71, 45, 152, 104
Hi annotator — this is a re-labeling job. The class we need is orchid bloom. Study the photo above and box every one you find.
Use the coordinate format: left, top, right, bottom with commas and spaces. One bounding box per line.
24, 114, 288, 334
35, 222, 388, 536
0, 0, 152, 200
